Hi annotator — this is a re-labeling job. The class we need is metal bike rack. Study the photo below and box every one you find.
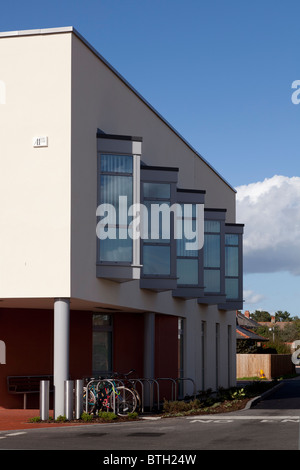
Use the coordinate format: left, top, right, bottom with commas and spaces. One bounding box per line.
129, 378, 145, 413
83, 375, 197, 416
84, 378, 97, 413
176, 377, 197, 399
156, 378, 178, 402
139, 378, 160, 411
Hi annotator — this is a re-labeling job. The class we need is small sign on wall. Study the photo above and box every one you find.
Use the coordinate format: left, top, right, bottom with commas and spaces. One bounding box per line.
33, 136, 48, 148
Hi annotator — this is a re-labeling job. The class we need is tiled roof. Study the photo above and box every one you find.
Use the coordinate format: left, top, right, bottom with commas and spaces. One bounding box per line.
236, 325, 269, 341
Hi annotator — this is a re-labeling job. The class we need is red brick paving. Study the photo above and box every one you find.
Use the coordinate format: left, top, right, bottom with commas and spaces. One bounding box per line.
0, 409, 86, 431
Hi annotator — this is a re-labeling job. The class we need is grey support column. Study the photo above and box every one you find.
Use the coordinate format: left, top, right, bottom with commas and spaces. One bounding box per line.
144, 312, 155, 407
53, 298, 70, 419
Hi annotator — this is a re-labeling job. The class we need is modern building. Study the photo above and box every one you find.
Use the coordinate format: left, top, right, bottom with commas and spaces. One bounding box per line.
0, 27, 243, 415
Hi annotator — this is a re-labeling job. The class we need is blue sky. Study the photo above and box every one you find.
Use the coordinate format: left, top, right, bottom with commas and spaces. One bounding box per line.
1, 0, 300, 316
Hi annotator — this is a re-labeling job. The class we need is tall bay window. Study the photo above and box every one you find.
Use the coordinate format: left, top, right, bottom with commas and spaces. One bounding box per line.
142, 181, 171, 276
99, 153, 133, 263
140, 165, 178, 291
96, 132, 142, 281
176, 204, 199, 286
218, 223, 244, 310
203, 219, 221, 293
172, 188, 205, 299
198, 209, 226, 305
225, 233, 239, 299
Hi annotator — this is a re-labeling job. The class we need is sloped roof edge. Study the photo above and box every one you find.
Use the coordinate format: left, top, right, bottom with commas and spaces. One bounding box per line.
0, 26, 236, 193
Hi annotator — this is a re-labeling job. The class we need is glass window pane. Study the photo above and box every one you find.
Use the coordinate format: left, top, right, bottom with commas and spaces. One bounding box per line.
92, 331, 112, 373
204, 234, 220, 268
101, 175, 133, 208
143, 182, 170, 199
177, 259, 198, 285
225, 278, 239, 299
93, 314, 111, 327
204, 269, 220, 292
143, 245, 170, 275
225, 246, 239, 276
100, 232, 132, 262
225, 234, 239, 246
177, 237, 198, 257
205, 220, 220, 233
100, 154, 132, 174
144, 200, 170, 242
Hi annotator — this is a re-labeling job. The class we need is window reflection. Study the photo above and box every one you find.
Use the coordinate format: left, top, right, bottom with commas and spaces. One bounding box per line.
143, 245, 170, 275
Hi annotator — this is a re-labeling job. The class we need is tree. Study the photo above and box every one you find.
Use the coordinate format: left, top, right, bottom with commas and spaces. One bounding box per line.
275, 311, 292, 322
250, 310, 271, 322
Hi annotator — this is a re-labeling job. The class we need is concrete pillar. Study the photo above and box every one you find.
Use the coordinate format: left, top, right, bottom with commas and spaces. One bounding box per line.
144, 312, 155, 378
53, 298, 70, 419
144, 312, 155, 408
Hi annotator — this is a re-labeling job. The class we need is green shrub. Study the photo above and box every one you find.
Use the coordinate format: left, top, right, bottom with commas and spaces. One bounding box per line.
29, 416, 41, 423
98, 411, 117, 421
81, 412, 94, 422
127, 412, 138, 419
230, 388, 246, 400
55, 415, 67, 422
163, 399, 192, 414
163, 398, 202, 414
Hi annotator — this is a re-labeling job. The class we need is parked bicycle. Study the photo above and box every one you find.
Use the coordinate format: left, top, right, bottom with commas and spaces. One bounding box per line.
83, 371, 140, 417
111, 369, 142, 412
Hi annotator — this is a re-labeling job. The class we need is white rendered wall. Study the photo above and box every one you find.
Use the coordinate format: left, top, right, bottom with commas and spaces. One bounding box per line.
0, 33, 72, 298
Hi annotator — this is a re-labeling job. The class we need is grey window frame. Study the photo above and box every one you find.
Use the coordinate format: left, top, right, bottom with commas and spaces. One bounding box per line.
140, 165, 178, 291
172, 188, 205, 299
96, 132, 142, 282
218, 223, 244, 311
198, 209, 226, 305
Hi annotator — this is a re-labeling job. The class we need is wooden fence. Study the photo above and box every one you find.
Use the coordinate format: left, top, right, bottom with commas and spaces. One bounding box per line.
236, 354, 295, 379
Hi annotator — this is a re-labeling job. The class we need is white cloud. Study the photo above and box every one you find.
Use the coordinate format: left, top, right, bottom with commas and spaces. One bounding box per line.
236, 175, 300, 275
243, 289, 265, 305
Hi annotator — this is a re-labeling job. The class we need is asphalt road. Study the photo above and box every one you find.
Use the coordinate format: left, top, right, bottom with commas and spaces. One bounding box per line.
1, 377, 300, 456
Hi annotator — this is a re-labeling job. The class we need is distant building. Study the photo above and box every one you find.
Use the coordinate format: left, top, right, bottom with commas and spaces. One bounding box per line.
236, 311, 269, 348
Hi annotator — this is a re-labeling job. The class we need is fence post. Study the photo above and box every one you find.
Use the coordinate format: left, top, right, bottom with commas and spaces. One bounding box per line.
40, 380, 50, 421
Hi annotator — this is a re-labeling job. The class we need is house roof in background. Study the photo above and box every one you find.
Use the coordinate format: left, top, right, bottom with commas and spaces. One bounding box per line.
236, 325, 269, 342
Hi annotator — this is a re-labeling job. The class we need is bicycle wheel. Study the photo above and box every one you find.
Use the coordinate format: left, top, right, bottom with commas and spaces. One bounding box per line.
133, 388, 142, 412
112, 386, 137, 416
83, 387, 97, 414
